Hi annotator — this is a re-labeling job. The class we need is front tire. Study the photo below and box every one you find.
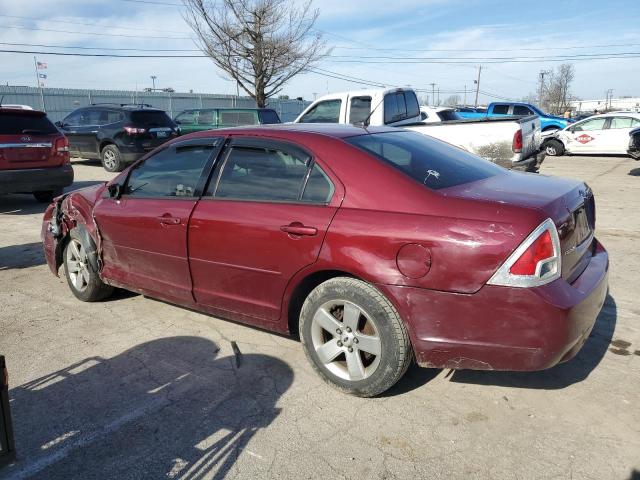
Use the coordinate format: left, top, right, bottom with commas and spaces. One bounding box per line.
544, 139, 565, 156
63, 230, 113, 302
101, 144, 124, 172
299, 277, 412, 397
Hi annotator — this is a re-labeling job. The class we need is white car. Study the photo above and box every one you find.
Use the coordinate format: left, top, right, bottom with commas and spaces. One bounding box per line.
419, 106, 462, 123
544, 112, 640, 156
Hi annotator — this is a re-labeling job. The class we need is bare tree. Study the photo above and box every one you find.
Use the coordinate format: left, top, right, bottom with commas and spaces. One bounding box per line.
443, 95, 461, 107
183, 0, 329, 107
541, 63, 575, 114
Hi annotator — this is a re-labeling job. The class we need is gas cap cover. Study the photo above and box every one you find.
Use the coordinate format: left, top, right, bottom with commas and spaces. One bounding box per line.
396, 243, 432, 279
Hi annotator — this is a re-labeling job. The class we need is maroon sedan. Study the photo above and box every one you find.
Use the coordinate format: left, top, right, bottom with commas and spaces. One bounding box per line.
41, 124, 608, 396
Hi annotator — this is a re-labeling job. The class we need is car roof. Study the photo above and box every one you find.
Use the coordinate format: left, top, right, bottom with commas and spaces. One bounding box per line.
177, 122, 398, 140
0, 107, 46, 116
580, 112, 640, 120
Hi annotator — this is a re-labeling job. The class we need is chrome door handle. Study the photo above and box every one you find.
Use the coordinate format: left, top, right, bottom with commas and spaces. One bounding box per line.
158, 215, 181, 225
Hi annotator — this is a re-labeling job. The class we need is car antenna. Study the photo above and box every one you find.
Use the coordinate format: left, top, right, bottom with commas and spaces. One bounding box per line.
356, 97, 385, 131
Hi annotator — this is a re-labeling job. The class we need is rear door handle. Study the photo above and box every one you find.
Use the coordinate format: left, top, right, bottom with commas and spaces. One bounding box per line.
280, 222, 317, 236
158, 214, 181, 225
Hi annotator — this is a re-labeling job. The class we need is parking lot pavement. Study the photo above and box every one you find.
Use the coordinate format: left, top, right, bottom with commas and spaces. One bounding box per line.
0, 156, 639, 480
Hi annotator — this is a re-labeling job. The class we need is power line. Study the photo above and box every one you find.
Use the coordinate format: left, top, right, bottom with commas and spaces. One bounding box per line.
0, 15, 189, 34
0, 49, 204, 58
0, 24, 192, 40
0, 42, 198, 52
331, 42, 640, 53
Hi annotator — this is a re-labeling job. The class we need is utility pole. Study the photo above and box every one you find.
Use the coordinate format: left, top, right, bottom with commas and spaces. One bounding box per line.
474, 65, 482, 108
437, 87, 440, 106
605, 89, 614, 110
429, 83, 436, 106
538, 70, 546, 107
150, 75, 157, 90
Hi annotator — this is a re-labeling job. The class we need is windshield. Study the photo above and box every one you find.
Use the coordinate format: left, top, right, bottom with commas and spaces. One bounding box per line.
437, 110, 462, 121
130, 110, 174, 127
0, 112, 58, 135
258, 109, 281, 124
346, 131, 503, 190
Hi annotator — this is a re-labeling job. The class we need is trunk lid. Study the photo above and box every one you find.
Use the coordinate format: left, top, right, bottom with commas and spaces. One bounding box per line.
442, 171, 595, 283
0, 109, 64, 169
514, 114, 541, 160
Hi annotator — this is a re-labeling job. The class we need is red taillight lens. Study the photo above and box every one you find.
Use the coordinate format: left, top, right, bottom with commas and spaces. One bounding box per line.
509, 230, 553, 275
512, 129, 523, 153
55, 136, 69, 153
124, 126, 146, 135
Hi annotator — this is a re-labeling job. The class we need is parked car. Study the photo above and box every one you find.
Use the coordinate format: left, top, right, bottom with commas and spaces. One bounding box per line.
456, 102, 572, 133
42, 124, 608, 397
455, 106, 486, 114
295, 88, 544, 171
174, 108, 281, 134
543, 112, 640, 156
0, 106, 73, 202
419, 106, 462, 123
627, 126, 640, 159
56, 104, 178, 172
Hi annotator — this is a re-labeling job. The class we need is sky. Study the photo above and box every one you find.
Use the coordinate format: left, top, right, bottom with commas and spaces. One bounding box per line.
0, 0, 639, 105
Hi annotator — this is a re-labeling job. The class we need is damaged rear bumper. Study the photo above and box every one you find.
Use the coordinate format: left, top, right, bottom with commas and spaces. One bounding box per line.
378, 240, 609, 371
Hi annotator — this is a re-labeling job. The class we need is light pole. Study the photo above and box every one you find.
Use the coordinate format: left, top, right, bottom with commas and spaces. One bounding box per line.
150, 75, 157, 91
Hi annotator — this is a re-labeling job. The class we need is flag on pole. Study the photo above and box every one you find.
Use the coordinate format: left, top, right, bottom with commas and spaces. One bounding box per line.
38, 73, 47, 79
37, 62, 47, 69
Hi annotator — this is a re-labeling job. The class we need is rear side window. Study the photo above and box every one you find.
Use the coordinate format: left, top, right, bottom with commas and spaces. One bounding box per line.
346, 131, 503, 190
299, 100, 342, 123
197, 110, 216, 125
513, 105, 533, 116
609, 117, 637, 129
0, 112, 58, 135
492, 105, 510, 115
258, 109, 281, 124
302, 163, 334, 203
125, 144, 214, 198
218, 111, 258, 127
349, 96, 372, 124
129, 110, 174, 127
384, 91, 419, 124
212, 146, 311, 202
175, 111, 197, 125
95, 109, 124, 125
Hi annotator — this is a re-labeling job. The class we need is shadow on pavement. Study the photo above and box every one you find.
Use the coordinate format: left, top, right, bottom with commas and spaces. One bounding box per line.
2, 336, 293, 480
628, 167, 640, 176
0, 181, 104, 216
449, 293, 616, 390
381, 363, 441, 397
0, 242, 45, 270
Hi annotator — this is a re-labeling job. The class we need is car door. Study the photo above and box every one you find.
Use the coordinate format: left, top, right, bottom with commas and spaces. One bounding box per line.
605, 116, 640, 154
564, 117, 608, 153
73, 109, 102, 157
188, 137, 342, 323
93, 137, 222, 303
58, 111, 84, 156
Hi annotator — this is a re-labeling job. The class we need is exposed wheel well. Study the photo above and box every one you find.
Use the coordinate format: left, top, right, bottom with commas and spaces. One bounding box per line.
287, 270, 355, 337
99, 140, 115, 153
542, 125, 561, 132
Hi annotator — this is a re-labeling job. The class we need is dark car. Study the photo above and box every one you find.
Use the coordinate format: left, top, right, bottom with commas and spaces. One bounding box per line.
629, 126, 640, 159
174, 108, 281, 134
0, 107, 73, 202
56, 104, 178, 172
41, 124, 608, 397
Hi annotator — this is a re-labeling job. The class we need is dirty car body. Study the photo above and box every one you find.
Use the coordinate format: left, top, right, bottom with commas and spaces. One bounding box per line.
42, 124, 608, 394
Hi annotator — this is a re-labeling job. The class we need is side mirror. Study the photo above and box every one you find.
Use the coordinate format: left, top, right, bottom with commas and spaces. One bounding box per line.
174, 120, 182, 125
107, 183, 122, 199
55, 121, 63, 128
420, 112, 427, 121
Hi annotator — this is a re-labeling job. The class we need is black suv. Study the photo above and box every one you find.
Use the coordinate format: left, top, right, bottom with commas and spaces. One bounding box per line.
56, 104, 178, 172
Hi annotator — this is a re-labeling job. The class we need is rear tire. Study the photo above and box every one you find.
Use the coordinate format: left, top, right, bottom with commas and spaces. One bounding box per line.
544, 139, 565, 156
63, 229, 113, 302
33, 189, 63, 203
299, 277, 412, 397
101, 144, 124, 173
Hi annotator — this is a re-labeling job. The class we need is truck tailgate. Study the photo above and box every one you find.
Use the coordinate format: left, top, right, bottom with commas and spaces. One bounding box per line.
515, 114, 541, 161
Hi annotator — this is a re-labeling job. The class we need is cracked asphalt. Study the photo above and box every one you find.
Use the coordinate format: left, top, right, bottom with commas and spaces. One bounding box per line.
1, 156, 639, 479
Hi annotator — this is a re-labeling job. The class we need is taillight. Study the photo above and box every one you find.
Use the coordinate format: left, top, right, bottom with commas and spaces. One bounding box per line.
55, 136, 69, 153
487, 218, 561, 287
124, 126, 146, 135
512, 129, 523, 153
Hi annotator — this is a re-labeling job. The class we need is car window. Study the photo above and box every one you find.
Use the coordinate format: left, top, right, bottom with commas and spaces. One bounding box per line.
609, 117, 636, 129
574, 118, 607, 131
349, 96, 372, 124
436, 110, 462, 121
197, 110, 216, 125
258, 109, 281, 124
130, 110, 173, 127
125, 144, 215, 198
492, 105, 510, 115
95, 109, 123, 125
218, 110, 258, 127
302, 163, 334, 203
404, 91, 420, 119
175, 111, 197, 125
513, 105, 533, 116
63, 111, 83, 126
212, 146, 311, 202
384, 93, 407, 124
0, 112, 58, 134
346, 131, 503, 190
299, 100, 342, 123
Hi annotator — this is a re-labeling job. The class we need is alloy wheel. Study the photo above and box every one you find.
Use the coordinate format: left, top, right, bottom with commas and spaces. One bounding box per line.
66, 239, 90, 293
310, 300, 382, 381
103, 150, 117, 170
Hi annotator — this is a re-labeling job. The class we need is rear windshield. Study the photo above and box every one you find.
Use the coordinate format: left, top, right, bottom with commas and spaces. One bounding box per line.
129, 110, 174, 127
346, 131, 503, 190
0, 112, 58, 135
258, 109, 281, 124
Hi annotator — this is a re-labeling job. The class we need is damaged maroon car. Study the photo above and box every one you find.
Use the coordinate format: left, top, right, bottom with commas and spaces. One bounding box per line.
41, 124, 608, 396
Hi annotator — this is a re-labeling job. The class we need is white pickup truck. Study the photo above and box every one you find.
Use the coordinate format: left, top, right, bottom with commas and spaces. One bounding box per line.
294, 88, 544, 171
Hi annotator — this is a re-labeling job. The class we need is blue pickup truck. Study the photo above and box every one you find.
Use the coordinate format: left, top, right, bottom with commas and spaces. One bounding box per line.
457, 102, 572, 132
